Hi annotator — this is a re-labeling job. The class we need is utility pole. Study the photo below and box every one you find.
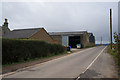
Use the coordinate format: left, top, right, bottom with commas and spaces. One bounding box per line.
110, 9, 112, 49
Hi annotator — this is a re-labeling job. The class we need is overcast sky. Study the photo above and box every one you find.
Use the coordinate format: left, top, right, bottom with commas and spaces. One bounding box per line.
1, 1, 119, 44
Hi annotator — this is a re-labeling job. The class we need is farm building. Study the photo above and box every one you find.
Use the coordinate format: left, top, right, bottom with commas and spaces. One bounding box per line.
1, 18, 95, 47
1, 19, 55, 43
49, 31, 95, 48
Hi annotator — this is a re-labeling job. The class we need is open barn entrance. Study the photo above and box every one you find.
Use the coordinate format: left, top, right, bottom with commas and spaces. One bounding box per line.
69, 36, 81, 48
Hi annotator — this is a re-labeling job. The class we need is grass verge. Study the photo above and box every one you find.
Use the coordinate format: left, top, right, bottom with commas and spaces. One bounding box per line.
3, 51, 67, 67
85, 46, 95, 48
107, 45, 119, 67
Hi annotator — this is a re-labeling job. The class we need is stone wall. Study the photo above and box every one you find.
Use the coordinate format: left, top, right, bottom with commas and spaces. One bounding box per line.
80, 32, 90, 47
50, 35, 62, 44
29, 28, 54, 43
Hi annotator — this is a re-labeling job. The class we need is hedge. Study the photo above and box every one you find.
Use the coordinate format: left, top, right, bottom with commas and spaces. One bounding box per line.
2, 38, 65, 65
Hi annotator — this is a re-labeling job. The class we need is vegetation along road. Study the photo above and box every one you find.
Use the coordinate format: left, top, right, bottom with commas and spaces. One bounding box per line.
3, 46, 118, 78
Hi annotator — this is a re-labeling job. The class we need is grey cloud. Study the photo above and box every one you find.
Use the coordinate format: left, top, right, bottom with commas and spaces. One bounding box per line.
2, 2, 118, 44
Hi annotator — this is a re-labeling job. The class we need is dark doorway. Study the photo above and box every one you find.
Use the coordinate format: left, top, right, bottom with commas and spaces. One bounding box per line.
69, 36, 80, 48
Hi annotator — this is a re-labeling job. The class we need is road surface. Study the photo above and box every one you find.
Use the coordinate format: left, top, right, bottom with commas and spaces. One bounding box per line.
3, 46, 118, 78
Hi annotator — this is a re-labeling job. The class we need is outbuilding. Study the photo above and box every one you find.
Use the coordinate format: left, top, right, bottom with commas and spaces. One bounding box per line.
2, 19, 55, 43
49, 31, 95, 48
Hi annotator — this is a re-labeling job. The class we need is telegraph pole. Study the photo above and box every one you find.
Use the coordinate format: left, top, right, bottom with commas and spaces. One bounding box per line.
110, 9, 112, 49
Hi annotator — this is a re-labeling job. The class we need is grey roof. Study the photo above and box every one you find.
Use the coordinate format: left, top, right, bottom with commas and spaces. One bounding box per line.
48, 31, 87, 36
3, 28, 41, 38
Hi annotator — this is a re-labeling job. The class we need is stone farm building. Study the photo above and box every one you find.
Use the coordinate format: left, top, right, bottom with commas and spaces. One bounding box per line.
49, 31, 95, 48
1, 19, 95, 48
1, 19, 54, 43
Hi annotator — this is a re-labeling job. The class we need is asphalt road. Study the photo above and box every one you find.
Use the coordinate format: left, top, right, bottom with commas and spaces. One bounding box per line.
3, 46, 118, 78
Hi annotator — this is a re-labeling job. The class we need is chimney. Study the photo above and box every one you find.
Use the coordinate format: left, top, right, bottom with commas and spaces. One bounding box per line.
3, 18, 8, 27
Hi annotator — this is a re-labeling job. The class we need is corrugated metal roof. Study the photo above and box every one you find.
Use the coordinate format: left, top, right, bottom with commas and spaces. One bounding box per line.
48, 31, 87, 36
3, 28, 41, 38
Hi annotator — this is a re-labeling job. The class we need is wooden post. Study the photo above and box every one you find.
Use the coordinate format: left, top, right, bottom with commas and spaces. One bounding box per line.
110, 9, 112, 49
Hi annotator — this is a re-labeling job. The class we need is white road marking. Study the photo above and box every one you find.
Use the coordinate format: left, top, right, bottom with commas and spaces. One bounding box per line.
76, 46, 107, 79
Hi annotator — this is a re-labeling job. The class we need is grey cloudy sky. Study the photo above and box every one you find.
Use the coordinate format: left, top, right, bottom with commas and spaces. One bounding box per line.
1, 1, 119, 44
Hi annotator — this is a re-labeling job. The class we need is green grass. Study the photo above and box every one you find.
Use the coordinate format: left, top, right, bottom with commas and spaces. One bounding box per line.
85, 46, 94, 48
46, 51, 67, 58
70, 50, 72, 53
3, 51, 67, 67
107, 45, 120, 66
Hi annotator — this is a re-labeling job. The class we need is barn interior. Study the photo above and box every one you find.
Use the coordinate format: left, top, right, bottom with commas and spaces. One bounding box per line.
69, 36, 81, 48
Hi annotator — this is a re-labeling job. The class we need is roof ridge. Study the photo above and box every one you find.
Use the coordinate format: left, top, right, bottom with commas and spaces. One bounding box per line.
13, 28, 42, 31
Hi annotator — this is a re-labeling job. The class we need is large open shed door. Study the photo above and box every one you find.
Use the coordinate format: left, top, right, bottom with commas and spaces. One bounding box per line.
69, 36, 80, 48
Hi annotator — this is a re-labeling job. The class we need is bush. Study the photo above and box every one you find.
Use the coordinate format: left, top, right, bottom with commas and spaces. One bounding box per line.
108, 45, 119, 66
2, 38, 65, 65
113, 32, 120, 66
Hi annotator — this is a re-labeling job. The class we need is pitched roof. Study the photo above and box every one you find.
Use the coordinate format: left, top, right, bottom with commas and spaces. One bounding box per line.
48, 31, 87, 36
3, 28, 42, 38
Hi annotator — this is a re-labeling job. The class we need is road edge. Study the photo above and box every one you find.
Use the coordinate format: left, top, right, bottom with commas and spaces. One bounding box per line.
76, 46, 107, 80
